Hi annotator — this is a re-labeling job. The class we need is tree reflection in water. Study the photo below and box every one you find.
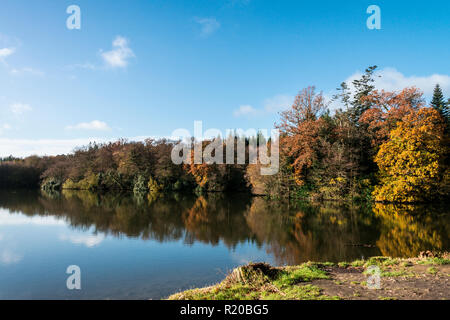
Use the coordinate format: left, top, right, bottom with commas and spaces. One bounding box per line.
0, 190, 448, 265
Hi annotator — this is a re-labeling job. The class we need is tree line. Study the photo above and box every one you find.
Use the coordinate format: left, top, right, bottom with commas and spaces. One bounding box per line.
1, 66, 449, 203
0, 138, 251, 194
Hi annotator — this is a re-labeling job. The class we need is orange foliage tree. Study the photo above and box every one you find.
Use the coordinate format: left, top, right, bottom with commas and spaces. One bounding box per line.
275, 86, 327, 185
360, 87, 425, 148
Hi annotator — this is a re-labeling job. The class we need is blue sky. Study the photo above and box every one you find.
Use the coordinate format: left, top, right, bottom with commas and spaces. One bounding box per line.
0, 0, 449, 156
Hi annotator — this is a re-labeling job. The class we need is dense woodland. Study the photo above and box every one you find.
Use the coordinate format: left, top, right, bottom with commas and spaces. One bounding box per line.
1, 66, 449, 203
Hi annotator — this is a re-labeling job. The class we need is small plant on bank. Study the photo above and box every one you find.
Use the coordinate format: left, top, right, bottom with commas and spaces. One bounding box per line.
427, 267, 438, 275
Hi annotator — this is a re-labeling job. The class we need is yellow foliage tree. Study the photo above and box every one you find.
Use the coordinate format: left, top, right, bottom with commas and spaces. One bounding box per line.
373, 108, 447, 202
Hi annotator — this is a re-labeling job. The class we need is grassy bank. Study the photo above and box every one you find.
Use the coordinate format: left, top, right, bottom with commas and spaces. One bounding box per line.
168, 253, 450, 300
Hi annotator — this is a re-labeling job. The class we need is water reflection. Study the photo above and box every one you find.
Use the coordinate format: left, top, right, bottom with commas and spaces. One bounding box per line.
0, 190, 448, 265
373, 203, 450, 257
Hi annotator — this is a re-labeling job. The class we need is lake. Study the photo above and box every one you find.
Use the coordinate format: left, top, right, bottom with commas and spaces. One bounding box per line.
0, 189, 448, 299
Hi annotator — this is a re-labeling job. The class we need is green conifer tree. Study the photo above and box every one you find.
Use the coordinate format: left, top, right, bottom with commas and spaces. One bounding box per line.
431, 84, 448, 119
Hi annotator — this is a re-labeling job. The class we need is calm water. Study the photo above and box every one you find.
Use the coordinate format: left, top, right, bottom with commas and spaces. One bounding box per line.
0, 190, 448, 300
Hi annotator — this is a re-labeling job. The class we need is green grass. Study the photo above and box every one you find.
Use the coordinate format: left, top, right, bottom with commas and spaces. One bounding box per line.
365, 257, 399, 267
273, 265, 330, 287
175, 284, 258, 300
261, 284, 340, 300
207, 284, 255, 300
178, 283, 341, 300
342, 256, 413, 269
318, 262, 335, 267
427, 267, 438, 275
350, 260, 366, 267
418, 258, 450, 265
361, 265, 414, 278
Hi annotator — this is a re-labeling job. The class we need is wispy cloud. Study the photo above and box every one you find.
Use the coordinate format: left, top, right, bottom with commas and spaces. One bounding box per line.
233, 94, 294, 117
66, 62, 98, 71
194, 17, 220, 37
66, 120, 111, 131
262, 94, 295, 113
101, 36, 135, 68
233, 105, 258, 117
0, 42, 44, 75
10, 67, 44, 76
10, 103, 32, 115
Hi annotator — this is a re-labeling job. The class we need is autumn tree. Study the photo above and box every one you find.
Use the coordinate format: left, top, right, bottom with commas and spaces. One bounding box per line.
183, 138, 248, 192
184, 143, 211, 190
360, 87, 425, 148
373, 108, 448, 202
275, 86, 327, 186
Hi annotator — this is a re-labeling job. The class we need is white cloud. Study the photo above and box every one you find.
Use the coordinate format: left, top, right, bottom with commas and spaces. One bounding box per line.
344, 68, 450, 97
66, 120, 111, 131
0, 47, 15, 59
233, 94, 294, 117
101, 36, 135, 68
233, 104, 259, 117
59, 233, 105, 248
194, 17, 220, 36
10, 103, 32, 115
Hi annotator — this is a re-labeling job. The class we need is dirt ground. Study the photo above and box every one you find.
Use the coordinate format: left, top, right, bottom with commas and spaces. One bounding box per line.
309, 262, 449, 300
